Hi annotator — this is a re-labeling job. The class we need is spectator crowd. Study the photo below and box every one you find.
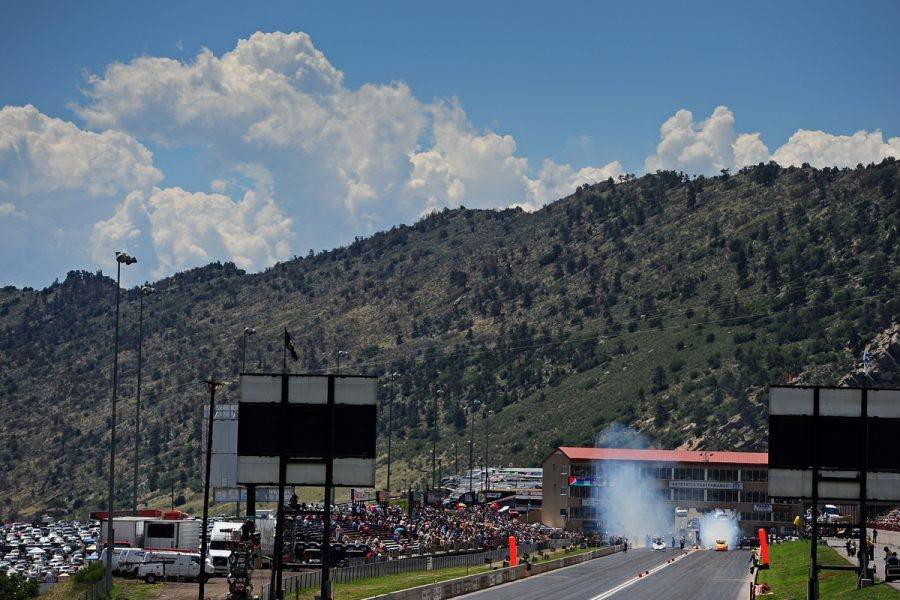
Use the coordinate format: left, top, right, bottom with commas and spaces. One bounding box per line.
287, 501, 578, 560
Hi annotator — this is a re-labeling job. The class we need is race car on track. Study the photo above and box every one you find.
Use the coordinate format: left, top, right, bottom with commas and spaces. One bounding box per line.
651, 537, 667, 551
714, 539, 728, 552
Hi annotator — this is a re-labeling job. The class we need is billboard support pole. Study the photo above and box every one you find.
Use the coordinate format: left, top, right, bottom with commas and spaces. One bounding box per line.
200, 379, 224, 600
858, 388, 869, 586
808, 387, 819, 600
246, 484, 256, 516
321, 375, 336, 600
271, 368, 289, 600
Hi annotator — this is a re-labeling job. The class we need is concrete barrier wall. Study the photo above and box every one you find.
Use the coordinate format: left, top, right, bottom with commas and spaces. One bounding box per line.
366, 545, 623, 600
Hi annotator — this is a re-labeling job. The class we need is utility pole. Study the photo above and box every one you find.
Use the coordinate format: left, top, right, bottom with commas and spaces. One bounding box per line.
386, 372, 400, 498
132, 285, 154, 515
104, 251, 135, 597
199, 378, 226, 600
433, 390, 443, 490
468, 400, 479, 493
484, 409, 493, 493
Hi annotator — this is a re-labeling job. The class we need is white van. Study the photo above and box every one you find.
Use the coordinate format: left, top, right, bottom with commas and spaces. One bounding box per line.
137, 552, 213, 583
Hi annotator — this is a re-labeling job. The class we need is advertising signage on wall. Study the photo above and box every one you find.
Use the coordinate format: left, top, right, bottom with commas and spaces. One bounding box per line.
668, 480, 742, 490
568, 476, 598, 487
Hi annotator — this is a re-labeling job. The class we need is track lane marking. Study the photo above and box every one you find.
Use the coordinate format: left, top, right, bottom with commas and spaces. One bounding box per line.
463, 549, 666, 599
589, 550, 696, 600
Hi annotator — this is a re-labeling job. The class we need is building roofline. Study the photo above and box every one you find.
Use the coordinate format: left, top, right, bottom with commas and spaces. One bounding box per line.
545, 446, 768, 466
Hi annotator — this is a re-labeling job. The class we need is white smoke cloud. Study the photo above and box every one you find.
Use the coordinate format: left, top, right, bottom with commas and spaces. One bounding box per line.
591, 425, 673, 547
698, 511, 740, 551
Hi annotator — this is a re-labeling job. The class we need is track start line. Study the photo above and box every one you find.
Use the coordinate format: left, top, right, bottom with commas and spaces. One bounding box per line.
589, 549, 697, 600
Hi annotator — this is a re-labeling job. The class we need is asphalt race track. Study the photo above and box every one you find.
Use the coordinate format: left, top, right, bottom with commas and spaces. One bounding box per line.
465, 548, 751, 600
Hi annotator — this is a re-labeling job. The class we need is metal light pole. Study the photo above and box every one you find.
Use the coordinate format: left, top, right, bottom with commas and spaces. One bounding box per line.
336, 349, 348, 375
432, 390, 443, 490
199, 378, 226, 600
386, 372, 400, 497
132, 285, 154, 515
241, 327, 256, 373
468, 400, 479, 493
484, 409, 493, 493
452, 443, 458, 477
104, 251, 135, 597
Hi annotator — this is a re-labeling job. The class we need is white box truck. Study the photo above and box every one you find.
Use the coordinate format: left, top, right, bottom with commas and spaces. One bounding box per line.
98, 517, 147, 548
144, 519, 201, 550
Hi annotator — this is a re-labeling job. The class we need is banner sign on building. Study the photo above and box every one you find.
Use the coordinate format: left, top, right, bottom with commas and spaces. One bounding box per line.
769, 385, 900, 501
753, 503, 774, 512
668, 480, 742, 490
236, 374, 378, 488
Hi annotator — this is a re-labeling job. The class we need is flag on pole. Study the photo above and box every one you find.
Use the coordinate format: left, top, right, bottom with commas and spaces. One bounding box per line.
863, 346, 871, 374
284, 329, 299, 361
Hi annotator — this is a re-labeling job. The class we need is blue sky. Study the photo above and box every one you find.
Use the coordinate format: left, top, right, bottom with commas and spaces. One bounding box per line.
1, 0, 899, 287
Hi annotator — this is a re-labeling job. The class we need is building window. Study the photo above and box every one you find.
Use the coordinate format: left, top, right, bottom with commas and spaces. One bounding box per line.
708, 469, 738, 482
570, 486, 591, 498
571, 506, 598, 519
742, 490, 768, 503
570, 464, 592, 477
742, 470, 768, 482
708, 489, 739, 502
560, 487, 567, 496
673, 488, 704, 501
740, 512, 771, 522
772, 512, 793, 524
640, 466, 672, 480
674, 467, 705, 481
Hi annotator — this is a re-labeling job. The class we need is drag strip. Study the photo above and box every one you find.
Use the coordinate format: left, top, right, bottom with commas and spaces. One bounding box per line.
464, 548, 680, 600
589, 549, 696, 599
613, 549, 751, 600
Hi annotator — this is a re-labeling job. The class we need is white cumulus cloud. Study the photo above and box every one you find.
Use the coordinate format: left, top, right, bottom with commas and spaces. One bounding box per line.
0, 202, 19, 218
0, 104, 162, 200
772, 129, 900, 169
74, 31, 621, 226
646, 105, 900, 175
91, 186, 292, 278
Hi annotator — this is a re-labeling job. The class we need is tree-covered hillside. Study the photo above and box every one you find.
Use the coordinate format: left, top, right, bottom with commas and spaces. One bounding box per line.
0, 160, 898, 518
